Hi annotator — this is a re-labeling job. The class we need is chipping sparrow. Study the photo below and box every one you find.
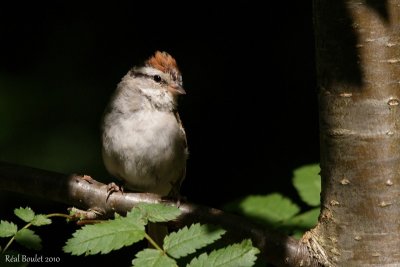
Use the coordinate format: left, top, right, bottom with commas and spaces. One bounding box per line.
101, 51, 188, 197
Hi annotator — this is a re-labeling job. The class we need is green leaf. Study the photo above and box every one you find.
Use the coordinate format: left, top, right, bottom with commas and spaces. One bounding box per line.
0, 221, 18, 237
15, 229, 42, 250
126, 207, 143, 220
282, 208, 320, 238
14, 207, 35, 223
135, 203, 181, 223
292, 164, 321, 206
63, 215, 145, 255
225, 193, 300, 226
132, 249, 177, 267
31, 215, 52, 226
164, 223, 226, 258
188, 239, 259, 267
291, 231, 303, 240
286, 208, 320, 229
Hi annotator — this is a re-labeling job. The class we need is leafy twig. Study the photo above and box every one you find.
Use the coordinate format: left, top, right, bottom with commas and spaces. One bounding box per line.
0, 161, 321, 267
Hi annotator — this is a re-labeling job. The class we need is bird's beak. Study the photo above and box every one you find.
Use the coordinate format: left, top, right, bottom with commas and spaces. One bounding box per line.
168, 85, 186, 95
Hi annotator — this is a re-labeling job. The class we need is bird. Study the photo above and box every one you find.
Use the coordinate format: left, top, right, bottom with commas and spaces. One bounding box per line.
101, 51, 188, 245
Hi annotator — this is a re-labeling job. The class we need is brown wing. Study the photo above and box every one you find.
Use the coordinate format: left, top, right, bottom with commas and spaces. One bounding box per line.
174, 111, 188, 153
169, 111, 188, 198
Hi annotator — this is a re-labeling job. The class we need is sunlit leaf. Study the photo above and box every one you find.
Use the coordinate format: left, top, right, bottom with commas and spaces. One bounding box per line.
293, 164, 321, 206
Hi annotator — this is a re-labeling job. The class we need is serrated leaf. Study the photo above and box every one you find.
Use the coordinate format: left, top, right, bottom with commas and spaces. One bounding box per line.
282, 208, 320, 239
63, 216, 145, 255
14, 207, 35, 223
293, 164, 321, 206
135, 203, 181, 223
286, 208, 320, 229
188, 239, 259, 267
164, 223, 225, 258
31, 215, 52, 226
0, 221, 18, 237
1, 251, 29, 267
15, 229, 42, 250
225, 193, 300, 226
132, 249, 177, 267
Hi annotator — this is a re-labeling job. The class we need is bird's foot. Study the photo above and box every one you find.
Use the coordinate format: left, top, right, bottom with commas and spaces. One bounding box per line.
106, 182, 124, 201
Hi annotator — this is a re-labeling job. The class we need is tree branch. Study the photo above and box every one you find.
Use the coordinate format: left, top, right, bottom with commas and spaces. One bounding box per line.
0, 161, 320, 267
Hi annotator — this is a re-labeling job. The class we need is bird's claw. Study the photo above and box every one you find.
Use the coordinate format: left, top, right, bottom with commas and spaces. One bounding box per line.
106, 182, 123, 201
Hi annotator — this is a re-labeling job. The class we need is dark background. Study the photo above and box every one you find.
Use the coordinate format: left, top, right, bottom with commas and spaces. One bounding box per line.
0, 2, 318, 266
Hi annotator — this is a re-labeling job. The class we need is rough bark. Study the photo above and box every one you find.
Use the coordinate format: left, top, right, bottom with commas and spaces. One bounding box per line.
0, 162, 321, 267
311, 0, 400, 266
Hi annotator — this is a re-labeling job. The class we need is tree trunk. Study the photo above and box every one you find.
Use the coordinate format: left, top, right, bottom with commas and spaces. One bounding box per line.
312, 0, 400, 266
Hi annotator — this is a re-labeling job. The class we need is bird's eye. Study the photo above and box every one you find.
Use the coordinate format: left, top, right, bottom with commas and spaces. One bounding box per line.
153, 75, 162, 82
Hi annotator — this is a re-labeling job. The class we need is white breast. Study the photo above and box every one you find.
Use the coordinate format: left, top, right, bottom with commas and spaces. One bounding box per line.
102, 110, 187, 195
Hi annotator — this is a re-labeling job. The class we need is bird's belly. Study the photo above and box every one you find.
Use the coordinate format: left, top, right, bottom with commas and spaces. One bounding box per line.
102, 111, 186, 194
